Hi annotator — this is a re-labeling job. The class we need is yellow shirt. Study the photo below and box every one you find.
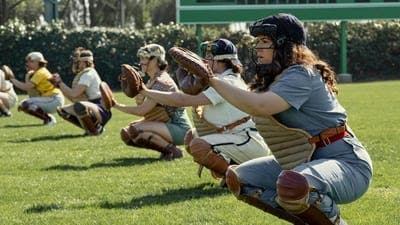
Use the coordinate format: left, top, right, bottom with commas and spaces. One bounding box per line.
30, 67, 61, 97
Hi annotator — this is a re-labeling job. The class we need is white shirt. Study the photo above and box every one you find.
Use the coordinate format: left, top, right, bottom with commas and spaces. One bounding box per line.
77, 68, 102, 100
202, 69, 255, 131
0, 70, 13, 92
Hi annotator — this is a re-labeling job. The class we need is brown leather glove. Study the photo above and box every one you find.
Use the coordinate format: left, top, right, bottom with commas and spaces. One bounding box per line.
1, 65, 14, 80
120, 64, 144, 98
176, 67, 209, 95
169, 47, 213, 95
99, 81, 115, 110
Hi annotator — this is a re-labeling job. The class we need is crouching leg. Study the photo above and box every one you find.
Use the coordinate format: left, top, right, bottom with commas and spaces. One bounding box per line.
276, 170, 335, 225
73, 102, 102, 135
225, 166, 305, 225
187, 138, 229, 178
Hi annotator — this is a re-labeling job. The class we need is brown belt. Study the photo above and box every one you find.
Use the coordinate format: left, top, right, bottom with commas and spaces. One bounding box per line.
309, 125, 348, 148
216, 116, 251, 133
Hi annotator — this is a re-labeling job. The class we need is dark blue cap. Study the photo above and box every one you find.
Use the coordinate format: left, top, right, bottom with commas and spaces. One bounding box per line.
211, 38, 238, 55
250, 13, 306, 47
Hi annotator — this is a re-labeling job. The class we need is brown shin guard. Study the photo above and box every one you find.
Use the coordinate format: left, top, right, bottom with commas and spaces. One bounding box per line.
19, 102, 50, 121
187, 138, 229, 177
226, 166, 305, 224
276, 170, 334, 225
184, 129, 195, 152
73, 103, 99, 135
135, 135, 166, 153
225, 165, 241, 197
57, 107, 82, 128
120, 127, 135, 146
296, 205, 334, 225
241, 194, 306, 225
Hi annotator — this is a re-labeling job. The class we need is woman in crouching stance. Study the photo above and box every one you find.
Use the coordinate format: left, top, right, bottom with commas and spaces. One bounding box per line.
52, 48, 112, 135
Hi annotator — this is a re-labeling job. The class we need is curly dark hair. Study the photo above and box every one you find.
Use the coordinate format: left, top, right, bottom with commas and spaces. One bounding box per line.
250, 44, 338, 94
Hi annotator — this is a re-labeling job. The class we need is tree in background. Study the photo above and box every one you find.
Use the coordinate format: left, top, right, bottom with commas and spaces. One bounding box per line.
0, 0, 176, 29
0, 0, 44, 25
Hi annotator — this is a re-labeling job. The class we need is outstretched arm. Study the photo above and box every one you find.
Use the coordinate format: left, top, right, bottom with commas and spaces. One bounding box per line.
209, 77, 290, 116
10, 78, 34, 92
113, 97, 157, 116
140, 88, 211, 107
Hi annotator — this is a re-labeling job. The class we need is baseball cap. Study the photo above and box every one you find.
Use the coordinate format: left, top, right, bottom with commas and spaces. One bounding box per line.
249, 13, 306, 47
137, 44, 166, 62
200, 38, 242, 67
26, 52, 48, 63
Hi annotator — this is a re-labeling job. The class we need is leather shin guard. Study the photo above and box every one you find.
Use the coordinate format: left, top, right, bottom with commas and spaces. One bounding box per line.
297, 205, 335, 225
184, 129, 195, 152
73, 102, 99, 135
188, 138, 229, 177
135, 135, 167, 153
241, 194, 305, 225
57, 107, 82, 128
225, 165, 241, 198
19, 102, 50, 121
277, 170, 334, 225
120, 127, 135, 146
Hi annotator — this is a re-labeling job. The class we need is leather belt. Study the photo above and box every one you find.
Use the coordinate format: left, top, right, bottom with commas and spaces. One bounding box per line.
309, 125, 348, 148
216, 116, 251, 133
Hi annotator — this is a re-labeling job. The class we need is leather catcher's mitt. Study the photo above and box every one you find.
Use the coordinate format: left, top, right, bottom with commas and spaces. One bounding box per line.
1, 65, 14, 80
120, 64, 143, 98
99, 81, 114, 110
169, 47, 212, 95
175, 67, 209, 95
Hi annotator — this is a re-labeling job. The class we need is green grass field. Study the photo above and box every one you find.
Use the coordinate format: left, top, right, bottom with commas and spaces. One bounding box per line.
1, 81, 399, 225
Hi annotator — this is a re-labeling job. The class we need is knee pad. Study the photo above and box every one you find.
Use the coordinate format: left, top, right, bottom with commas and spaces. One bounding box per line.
120, 127, 133, 146
127, 125, 143, 139
184, 129, 195, 152
226, 165, 241, 198
73, 102, 99, 135
18, 101, 30, 112
57, 106, 81, 128
276, 170, 310, 214
187, 138, 212, 163
189, 138, 228, 176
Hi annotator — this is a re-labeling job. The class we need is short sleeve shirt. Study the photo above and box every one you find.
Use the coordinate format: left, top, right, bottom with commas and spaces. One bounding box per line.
148, 71, 191, 128
30, 67, 61, 97
77, 68, 102, 100
270, 65, 347, 136
202, 69, 254, 129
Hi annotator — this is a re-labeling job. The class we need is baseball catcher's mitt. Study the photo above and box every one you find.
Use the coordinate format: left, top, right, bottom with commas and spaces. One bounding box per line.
99, 81, 114, 110
1, 65, 14, 80
120, 64, 143, 98
175, 67, 209, 95
169, 47, 213, 95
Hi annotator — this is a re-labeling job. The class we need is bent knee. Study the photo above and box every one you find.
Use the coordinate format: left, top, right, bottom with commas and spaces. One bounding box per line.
188, 138, 212, 162
184, 129, 196, 151
120, 127, 131, 145
276, 170, 310, 214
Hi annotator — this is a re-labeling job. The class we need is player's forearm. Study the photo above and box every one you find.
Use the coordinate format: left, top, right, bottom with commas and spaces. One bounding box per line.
141, 89, 184, 107
209, 77, 262, 116
113, 102, 146, 116
10, 78, 29, 91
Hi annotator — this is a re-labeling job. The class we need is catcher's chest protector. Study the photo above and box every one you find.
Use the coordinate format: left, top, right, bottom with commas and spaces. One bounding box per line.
253, 116, 315, 170
191, 107, 217, 137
